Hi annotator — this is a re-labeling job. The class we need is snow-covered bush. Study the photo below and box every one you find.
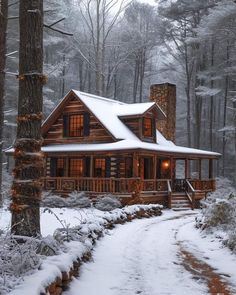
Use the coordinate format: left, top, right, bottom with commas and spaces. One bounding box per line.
37, 235, 61, 256
41, 191, 91, 208
197, 178, 236, 252
199, 178, 236, 230
94, 194, 122, 211
0, 234, 40, 293
225, 230, 236, 253
202, 198, 235, 229
68, 191, 91, 208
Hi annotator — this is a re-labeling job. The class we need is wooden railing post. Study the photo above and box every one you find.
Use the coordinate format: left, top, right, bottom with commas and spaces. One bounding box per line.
167, 180, 172, 209
192, 192, 195, 210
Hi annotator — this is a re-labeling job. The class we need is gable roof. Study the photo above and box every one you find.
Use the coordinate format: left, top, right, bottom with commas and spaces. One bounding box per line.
42, 90, 165, 141
72, 90, 137, 140
39, 90, 221, 159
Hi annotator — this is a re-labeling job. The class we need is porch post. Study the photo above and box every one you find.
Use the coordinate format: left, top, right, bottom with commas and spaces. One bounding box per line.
170, 157, 174, 183
153, 155, 157, 191
65, 156, 69, 177
209, 159, 213, 179
133, 152, 139, 177
90, 155, 94, 177
153, 155, 157, 179
185, 159, 189, 179
198, 159, 202, 180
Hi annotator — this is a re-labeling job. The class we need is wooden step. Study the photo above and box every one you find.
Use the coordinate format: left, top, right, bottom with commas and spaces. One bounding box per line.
171, 193, 192, 210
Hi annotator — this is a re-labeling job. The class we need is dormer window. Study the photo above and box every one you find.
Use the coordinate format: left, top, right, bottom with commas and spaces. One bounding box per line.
63, 112, 90, 137
143, 117, 153, 137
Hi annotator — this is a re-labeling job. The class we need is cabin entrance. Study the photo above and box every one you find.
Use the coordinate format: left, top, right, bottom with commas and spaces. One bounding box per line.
156, 158, 171, 179
140, 157, 153, 179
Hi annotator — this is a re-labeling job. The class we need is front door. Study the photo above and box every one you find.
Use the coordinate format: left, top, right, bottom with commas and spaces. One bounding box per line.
140, 157, 153, 179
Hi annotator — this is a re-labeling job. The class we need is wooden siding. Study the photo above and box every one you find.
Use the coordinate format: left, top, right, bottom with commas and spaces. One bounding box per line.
121, 117, 140, 138
121, 110, 156, 143
43, 96, 114, 145
141, 110, 156, 143
46, 153, 134, 178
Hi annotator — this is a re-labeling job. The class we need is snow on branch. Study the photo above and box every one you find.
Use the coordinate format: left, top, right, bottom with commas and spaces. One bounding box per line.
195, 85, 222, 97
218, 126, 235, 132
44, 17, 73, 36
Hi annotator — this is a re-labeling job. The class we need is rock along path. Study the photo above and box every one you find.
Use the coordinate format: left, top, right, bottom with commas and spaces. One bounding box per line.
64, 211, 236, 295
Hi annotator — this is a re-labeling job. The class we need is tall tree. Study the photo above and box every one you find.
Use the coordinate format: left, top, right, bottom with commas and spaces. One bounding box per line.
0, 0, 8, 205
11, 0, 44, 236
159, 0, 218, 148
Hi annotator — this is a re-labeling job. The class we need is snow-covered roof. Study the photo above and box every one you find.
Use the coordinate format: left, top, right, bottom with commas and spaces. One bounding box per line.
36, 89, 221, 158
43, 90, 166, 141
73, 90, 137, 140
37, 139, 219, 158
116, 102, 155, 116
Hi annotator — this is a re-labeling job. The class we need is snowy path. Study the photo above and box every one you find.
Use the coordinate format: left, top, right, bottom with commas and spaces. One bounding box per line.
64, 211, 236, 295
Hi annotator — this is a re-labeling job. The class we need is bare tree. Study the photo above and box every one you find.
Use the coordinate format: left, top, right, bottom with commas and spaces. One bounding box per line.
0, 0, 8, 205
11, 0, 44, 237
79, 0, 130, 96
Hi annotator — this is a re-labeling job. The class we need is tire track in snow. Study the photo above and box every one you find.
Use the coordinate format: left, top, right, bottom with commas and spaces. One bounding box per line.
174, 220, 235, 295
64, 211, 209, 295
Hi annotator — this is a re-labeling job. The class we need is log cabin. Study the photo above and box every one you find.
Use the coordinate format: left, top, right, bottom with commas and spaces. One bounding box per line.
6, 83, 221, 209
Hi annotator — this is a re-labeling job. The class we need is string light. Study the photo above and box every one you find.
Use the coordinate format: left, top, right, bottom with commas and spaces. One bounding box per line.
17, 112, 43, 123
16, 73, 48, 84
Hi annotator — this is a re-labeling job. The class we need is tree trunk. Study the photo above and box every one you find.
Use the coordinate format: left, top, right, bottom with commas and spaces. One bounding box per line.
61, 54, 66, 96
222, 41, 230, 177
133, 57, 140, 103
184, 43, 192, 147
233, 100, 236, 185
11, 0, 44, 237
209, 43, 215, 150
0, 0, 8, 206
95, 0, 102, 96
139, 48, 146, 103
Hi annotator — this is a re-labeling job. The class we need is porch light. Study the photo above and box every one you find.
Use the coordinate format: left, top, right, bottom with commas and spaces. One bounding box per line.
162, 160, 170, 169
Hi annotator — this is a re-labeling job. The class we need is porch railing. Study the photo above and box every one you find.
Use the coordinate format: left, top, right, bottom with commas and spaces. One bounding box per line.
42, 177, 215, 195
189, 179, 216, 192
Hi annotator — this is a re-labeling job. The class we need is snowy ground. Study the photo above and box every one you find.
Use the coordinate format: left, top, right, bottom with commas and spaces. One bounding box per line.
0, 207, 115, 236
63, 210, 236, 295
1, 206, 236, 294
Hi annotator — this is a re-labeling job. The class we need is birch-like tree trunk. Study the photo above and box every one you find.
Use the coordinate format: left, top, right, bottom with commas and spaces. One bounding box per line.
11, 0, 44, 237
0, 0, 8, 206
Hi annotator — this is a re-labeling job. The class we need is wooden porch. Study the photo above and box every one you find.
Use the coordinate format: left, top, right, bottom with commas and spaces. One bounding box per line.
42, 177, 215, 209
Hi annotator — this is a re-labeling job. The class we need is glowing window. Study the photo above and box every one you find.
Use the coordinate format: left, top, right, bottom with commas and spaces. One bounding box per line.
69, 115, 84, 137
143, 117, 152, 137
69, 158, 84, 177
94, 158, 106, 177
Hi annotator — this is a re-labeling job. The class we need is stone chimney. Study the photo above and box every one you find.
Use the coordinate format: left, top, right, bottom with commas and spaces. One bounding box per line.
150, 83, 176, 143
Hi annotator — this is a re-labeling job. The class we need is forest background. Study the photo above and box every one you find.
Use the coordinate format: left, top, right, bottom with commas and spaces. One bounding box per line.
2, 0, 236, 186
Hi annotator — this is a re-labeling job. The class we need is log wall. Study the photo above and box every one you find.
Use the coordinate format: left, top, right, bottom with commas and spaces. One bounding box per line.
43, 95, 114, 145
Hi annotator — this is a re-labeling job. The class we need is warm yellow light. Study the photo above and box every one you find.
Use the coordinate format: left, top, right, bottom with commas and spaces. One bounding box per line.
162, 161, 170, 169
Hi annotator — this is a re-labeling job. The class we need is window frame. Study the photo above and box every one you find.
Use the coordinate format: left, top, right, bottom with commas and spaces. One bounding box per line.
63, 112, 90, 138
69, 114, 84, 137
50, 158, 65, 177
69, 158, 84, 177
94, 158, 106, 178
143, 117, 153, 138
